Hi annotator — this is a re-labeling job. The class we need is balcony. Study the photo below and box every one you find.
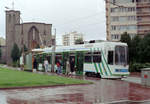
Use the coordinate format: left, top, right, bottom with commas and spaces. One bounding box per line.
136, 2, 150, 8
137, 11, 150, 16
138, 29, 150, 34
137, 21, 150, 26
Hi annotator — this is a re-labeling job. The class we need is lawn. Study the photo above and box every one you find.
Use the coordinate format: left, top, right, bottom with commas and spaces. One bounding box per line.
0, 67, 91, 88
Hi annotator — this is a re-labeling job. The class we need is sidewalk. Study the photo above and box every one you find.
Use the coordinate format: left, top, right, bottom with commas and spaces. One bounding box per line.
0, 64, 21, 71
122, 77, 141, 84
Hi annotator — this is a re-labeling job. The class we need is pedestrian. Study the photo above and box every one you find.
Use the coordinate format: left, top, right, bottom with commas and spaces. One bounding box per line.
33, 58, 38, 72
44, 58, 49, 72
70, 58, 75, 74
66, 59, 70, 75
56, 60, 61, 74
20, 53, 24, 71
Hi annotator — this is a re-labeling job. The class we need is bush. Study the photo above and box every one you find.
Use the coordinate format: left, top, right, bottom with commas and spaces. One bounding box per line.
129, 63, 150, 72
12, 61, 20, 67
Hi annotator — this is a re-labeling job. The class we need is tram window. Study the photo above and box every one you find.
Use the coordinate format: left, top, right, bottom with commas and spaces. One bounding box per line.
56, 54, 61, 56
84, 52, 92, 63
108, 51, 114, 65
93, 56, 101, 63
93, 52, 101, 63
93, 52, 101, 54
85, 56, 92, 63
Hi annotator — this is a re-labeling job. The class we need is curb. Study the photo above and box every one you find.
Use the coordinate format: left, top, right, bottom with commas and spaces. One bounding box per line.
0, 83, 91, 90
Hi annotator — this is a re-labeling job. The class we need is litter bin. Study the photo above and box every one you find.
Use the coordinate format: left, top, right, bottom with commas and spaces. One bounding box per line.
141, 68, 150, 86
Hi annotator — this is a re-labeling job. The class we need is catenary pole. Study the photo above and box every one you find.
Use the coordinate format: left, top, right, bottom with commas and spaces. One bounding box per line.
51, 28, 56, 72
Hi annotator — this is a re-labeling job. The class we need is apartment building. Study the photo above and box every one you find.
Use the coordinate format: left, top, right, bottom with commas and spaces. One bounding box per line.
106, 0, 150, 41
62, 31, 83, 46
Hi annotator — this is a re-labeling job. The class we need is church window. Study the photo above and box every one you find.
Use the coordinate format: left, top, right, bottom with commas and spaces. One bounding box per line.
44, 30, 46, 35
8, 14, 11, 22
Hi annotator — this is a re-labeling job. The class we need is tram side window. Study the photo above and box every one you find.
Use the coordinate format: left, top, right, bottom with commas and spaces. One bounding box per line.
108, 51, 113, 65
93, 52, 101, 63
84, 52, 92, 63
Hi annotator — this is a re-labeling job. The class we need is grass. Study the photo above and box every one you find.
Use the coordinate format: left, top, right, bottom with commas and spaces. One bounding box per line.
0, 67, 91, 88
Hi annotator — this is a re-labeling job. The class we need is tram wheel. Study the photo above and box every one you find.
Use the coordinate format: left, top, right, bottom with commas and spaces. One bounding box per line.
86, 72, 92, 77
96, 73, 101, 78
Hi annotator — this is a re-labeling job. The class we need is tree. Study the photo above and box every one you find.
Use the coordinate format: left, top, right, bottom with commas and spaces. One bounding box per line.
120, 32, 131, 47
130, 35, 141, 62
24, 45, 28, 52
36, 44, 40, 48
11, 43, 21, 62
0, 47, 2, 60
20, 45, 28, 54
138, 33, 150, 63
75, 38, 84, 44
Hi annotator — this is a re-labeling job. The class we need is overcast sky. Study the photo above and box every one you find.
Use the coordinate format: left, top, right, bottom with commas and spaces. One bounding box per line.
0, 0, 106, 45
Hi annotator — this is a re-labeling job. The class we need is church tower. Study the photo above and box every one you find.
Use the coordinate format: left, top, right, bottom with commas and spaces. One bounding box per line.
6, 10, 20, 65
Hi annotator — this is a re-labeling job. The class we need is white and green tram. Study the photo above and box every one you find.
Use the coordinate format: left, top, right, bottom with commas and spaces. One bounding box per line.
32, 41, 129, 78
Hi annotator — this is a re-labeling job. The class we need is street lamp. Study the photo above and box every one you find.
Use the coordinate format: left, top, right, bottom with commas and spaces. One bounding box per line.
20, 16, 25, 70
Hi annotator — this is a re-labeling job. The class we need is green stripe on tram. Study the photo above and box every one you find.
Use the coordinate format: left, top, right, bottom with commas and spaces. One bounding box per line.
101, 58, 108, 76
98, 63, 103, 75
97, 48, 103, 75
94, 63, 99, 73
101, 50, 112, 75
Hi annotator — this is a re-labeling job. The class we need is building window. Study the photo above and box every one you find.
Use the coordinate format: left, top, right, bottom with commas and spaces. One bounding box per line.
111, 26, 116, 30
111, 34, 120, 40
112, 0, 116, 4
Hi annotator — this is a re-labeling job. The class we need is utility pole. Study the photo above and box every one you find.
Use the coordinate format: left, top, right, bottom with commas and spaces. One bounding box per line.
51, 28, 56, 72
20, 16, 24, 70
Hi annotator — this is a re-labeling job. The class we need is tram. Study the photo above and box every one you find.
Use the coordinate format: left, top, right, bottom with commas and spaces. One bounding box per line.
30, 41, 129, 78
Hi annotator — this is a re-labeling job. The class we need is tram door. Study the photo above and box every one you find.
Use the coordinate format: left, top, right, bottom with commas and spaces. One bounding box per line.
75, 52, 84, 75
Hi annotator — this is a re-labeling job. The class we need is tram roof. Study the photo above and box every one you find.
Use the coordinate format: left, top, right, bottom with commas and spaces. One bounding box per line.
32, 41, 127, 54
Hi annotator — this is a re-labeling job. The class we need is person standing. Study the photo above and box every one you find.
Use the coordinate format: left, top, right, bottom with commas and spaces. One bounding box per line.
70, 58, 75, 74
66, 60, 70, 75
44, 58, 49, 72
56, 60, 61, 74
33, 58, 38, 71
20, 54, 24, 71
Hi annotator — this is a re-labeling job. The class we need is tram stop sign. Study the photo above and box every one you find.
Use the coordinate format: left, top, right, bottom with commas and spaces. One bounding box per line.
144, 74, 148, 79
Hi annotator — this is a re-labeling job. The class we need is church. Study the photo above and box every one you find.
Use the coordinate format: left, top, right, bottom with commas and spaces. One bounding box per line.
6, 10, 53, 65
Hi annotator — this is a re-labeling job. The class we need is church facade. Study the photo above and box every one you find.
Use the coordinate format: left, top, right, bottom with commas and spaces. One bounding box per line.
6, 10, 52, 65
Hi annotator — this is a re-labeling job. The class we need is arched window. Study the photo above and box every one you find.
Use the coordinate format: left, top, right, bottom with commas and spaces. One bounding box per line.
8, 14, 11, 23
28, 26, 40, 49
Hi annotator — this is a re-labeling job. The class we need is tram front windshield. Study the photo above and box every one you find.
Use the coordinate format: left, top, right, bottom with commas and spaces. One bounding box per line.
115, 46, 128, 65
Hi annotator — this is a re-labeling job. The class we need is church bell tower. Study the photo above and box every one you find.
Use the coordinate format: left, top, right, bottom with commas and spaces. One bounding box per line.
6, 10, 20, 64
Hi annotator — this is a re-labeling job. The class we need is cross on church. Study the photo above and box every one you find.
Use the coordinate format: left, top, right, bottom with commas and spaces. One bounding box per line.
12, 0, 15, 10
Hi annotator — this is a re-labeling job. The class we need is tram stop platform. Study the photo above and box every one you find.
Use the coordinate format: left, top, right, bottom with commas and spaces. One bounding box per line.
122, 77, 141, 84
